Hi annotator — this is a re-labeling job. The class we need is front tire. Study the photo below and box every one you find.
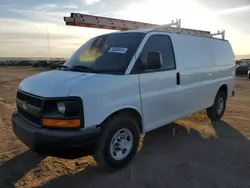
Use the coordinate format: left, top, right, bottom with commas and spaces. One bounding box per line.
207, 91, 227, 121
94, 114, 140, 171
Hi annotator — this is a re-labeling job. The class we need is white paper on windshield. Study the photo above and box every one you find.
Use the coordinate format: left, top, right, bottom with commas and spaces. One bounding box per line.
108, 47, 128, 54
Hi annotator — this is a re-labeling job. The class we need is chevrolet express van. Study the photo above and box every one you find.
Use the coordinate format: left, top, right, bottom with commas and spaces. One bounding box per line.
12, 29, 235, 170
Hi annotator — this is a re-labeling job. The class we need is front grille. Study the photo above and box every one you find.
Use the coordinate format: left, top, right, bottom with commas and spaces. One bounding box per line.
17, 90, 43, 125
17, 90, 43, 107
18, 107, 41, 125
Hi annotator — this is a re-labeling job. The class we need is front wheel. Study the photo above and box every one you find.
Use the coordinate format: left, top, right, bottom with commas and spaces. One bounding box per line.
94, 114, 140, 171
206, 91, 227, 121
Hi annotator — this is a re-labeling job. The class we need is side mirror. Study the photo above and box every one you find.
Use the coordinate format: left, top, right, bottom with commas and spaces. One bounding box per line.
141, 52, 162, 71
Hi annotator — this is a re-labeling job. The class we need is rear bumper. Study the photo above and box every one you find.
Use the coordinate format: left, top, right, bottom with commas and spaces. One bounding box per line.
12, 111, 101, 158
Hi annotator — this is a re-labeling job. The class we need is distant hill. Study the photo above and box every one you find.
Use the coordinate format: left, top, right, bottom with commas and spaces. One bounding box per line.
235, 55, 250, 60
0, 57, 67, 61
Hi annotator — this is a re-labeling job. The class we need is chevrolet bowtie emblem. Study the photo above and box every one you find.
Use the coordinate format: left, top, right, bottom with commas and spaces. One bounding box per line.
22, 102, 28, 110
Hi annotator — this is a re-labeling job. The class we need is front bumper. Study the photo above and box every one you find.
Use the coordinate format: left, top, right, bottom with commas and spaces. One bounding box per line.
12, 111, 101, 158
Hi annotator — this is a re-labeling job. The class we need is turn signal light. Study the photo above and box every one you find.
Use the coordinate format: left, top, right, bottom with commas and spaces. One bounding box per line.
42, 119, 81, 128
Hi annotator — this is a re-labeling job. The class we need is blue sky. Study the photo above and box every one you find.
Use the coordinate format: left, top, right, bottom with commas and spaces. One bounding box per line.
0, 0, 249, 58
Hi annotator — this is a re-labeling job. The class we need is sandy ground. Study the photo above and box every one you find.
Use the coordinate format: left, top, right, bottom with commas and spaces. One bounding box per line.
0, 67, 250, 188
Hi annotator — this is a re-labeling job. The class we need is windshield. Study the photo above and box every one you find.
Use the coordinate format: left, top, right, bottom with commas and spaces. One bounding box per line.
64, 33, 145, 74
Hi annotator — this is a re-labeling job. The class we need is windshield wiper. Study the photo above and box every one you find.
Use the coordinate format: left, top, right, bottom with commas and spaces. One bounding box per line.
71, 65, 98, 73
64, 65, 123, 74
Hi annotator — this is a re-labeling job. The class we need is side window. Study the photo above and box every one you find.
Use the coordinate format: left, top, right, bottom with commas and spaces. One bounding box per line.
136, 35, 175, 72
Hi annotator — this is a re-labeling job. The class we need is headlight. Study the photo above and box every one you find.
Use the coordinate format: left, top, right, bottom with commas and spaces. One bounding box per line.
57, 102, 66, 115
57, 100, 82, 117
43, 98, 82, 118
42, 98, 83, 128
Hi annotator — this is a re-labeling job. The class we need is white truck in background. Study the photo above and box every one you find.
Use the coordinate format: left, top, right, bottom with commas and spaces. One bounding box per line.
12, 14, 235, 171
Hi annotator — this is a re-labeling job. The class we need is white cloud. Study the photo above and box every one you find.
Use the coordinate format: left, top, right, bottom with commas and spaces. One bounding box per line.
215, 5, 250, 15
63, 5, 78, 9
34, 4, 58, 10
85, 0, 100, 5
34, 3, 78, 10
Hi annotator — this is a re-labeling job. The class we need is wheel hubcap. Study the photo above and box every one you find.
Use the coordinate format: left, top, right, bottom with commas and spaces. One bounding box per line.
216, 97, 224, 115
110, 128, 133, 160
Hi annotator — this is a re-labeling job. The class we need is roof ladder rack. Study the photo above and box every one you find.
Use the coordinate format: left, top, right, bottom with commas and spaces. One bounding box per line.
211, 30, 225, 39
149, 20, 212, 38
149, 19, 181, 30
64, 13, 159, 31
63, 13, 226, 40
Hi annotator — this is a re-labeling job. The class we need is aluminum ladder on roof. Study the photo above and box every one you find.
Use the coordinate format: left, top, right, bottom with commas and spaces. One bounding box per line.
64, 13, 225, 39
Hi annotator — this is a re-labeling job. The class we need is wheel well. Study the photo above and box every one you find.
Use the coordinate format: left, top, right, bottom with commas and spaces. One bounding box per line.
218, 84, 228, 97
102, 108, 143, 133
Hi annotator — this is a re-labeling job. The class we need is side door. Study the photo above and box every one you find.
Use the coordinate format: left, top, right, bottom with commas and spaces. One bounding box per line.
134, 34, 182, 132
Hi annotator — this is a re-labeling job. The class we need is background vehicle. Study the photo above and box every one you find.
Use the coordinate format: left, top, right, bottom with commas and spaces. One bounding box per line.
236, 62, 250, 75
235, 60, 242, 66
49, 61, 65, 70
32, 60, 50, 67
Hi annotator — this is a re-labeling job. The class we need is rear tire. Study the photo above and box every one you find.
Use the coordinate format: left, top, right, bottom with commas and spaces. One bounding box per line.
94, 114, 140, 171
207, 91, 227, 121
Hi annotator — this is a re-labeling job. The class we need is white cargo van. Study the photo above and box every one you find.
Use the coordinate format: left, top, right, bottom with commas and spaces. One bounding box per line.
12, 15, 235, 171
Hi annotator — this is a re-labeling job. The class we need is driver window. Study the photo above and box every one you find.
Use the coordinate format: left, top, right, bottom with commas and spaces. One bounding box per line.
135, 35, 176, 72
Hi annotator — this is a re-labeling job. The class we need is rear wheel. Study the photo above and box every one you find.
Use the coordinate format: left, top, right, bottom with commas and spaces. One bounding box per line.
94, 114, 140, 171
207, 91, 227, 121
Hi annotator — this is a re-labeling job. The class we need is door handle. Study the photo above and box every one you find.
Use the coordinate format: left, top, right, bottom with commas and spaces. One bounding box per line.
176, 72, 180, 85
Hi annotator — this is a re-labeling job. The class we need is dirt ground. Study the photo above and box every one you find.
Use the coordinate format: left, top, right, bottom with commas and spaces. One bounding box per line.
0, 67, 250, 188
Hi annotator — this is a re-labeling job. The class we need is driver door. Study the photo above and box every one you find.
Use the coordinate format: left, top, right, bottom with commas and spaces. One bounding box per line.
135, 34, 182, 132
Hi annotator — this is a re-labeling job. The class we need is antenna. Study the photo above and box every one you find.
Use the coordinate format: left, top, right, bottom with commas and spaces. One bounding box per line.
46, 27, 51, 61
